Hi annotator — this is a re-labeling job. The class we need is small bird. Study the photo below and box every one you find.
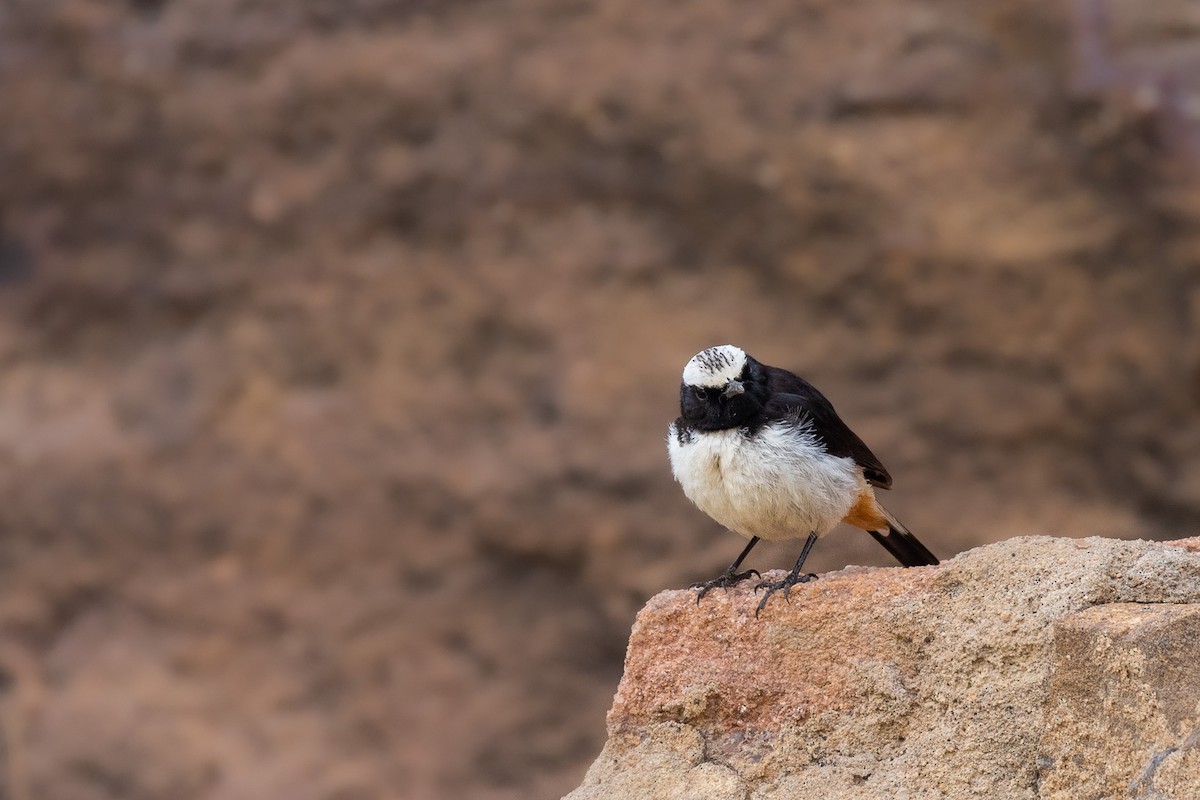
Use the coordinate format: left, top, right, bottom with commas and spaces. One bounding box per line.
667, 344, 938, 614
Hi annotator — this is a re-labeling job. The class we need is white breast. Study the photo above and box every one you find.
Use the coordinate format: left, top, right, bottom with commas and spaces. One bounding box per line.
667, 419, 863, 541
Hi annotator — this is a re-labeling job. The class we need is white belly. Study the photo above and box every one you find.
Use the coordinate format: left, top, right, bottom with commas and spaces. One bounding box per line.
667, 420, 863, 541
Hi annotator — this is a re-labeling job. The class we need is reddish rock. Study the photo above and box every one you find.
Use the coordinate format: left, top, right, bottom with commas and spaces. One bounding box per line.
609, 566, 937, 736
569, 537, 1200, 799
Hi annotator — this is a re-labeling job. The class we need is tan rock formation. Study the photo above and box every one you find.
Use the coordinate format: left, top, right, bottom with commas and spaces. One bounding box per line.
566, 536, 1200, 800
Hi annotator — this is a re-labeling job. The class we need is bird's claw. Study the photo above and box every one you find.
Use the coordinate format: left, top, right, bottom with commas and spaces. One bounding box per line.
753, 572, 818, 616
691, 569, 762, 602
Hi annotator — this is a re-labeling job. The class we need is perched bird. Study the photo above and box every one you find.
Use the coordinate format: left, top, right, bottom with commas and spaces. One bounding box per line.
667, 344, 938, 614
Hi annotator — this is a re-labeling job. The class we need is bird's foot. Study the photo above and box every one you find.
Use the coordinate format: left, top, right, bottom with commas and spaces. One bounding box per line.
753, 572, 818, 616
691, 568, 762, 602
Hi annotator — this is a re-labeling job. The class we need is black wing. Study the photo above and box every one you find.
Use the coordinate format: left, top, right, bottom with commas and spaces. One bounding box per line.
761, 365, 892, 489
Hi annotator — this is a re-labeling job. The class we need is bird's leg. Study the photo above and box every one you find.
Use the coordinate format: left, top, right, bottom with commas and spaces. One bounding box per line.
755, 532, 819, 615
691, 536, 761, 601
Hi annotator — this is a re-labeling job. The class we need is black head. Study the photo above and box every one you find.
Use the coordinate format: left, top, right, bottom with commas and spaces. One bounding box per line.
678, 345, 769, 431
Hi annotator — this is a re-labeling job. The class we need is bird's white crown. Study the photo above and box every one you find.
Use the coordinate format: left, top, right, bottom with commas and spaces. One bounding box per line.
682, 345, 748, 388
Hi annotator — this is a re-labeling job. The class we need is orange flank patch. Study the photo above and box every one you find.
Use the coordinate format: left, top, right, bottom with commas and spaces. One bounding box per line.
841, 489, 888, 531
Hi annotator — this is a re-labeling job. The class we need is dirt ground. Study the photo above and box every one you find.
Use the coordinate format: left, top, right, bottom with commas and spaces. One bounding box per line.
1, 1, 1200, 798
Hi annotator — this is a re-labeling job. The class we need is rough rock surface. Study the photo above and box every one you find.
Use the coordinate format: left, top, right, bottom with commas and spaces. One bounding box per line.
566, 536, 1200, 799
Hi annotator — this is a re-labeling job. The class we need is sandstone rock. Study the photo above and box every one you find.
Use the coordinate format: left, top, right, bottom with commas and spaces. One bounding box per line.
1042, 603, 1200, 800
565, 536, 1200, 800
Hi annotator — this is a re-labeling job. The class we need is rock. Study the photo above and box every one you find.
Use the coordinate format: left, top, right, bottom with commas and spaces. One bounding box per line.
1042, 604, 1200, 800
565, 536, 1200, 800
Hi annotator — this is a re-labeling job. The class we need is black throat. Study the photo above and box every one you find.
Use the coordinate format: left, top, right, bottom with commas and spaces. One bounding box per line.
676, 357, 770, 434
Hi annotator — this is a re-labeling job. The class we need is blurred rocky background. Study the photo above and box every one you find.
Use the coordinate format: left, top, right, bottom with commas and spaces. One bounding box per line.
1, 0, 1199, 799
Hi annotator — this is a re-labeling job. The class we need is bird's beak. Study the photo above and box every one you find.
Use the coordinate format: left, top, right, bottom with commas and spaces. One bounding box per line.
723, 379, 745, 398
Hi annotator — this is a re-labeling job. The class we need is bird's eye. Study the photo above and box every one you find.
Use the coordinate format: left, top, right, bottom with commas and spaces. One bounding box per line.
694, 388, 706, 401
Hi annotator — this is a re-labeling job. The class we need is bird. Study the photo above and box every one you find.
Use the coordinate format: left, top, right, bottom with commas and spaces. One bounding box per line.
667, 344, 938, 614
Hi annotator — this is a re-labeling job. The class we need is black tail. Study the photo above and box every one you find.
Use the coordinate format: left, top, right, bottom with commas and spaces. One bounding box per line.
868, 507, 939, 567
